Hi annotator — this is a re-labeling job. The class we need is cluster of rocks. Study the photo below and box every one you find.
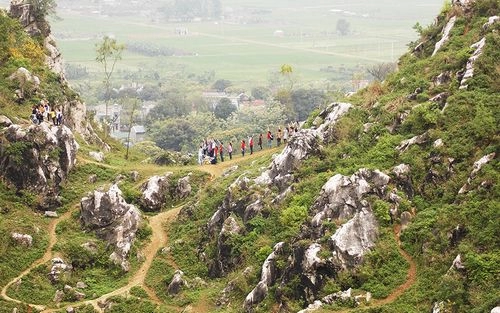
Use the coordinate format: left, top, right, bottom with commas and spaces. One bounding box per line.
48, 258, 72, 284
0, 117, 79, 209
139, 172, 192, 211
53, 282, 87, 304
80, 184, 141, 271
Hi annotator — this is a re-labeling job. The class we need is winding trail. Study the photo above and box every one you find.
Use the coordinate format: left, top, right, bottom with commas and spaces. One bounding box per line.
330, 224, 417, 313
1, 208, 75, 312
1, 147, 418, 313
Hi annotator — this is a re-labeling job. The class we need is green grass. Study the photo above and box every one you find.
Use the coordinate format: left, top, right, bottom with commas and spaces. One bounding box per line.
50, 0, 441, 87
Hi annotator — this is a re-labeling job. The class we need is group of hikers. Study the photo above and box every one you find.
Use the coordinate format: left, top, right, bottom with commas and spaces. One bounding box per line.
31, 100, 63, 126
198, 122, 300, 165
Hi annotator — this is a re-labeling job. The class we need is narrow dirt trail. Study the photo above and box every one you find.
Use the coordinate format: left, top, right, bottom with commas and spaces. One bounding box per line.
40, 206, 183, 313
332, 225, 417, 313
0, 207, 75, 312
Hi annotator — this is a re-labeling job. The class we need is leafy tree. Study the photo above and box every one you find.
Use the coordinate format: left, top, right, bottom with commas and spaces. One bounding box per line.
291, 88, 325, 121
149, 119, 197, 152
214, 97, 236, 120
336, 19, 350, 36
212, 79, 232, 92
145, 93, 190, 124
251, 86, 271, 100
95, 36, 125, 135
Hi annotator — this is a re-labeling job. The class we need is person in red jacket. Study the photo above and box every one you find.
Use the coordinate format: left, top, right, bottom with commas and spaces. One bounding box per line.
241, 139, 246, 157
249, 135, 254, 155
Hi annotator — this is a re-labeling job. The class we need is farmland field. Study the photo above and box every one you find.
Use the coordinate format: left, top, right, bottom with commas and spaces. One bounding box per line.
0, 0, 442, 88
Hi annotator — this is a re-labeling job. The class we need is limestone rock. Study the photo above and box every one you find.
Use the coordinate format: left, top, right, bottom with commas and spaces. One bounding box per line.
140, 173, 173, 211
0, 123, 79, 209
448, 254, 465, 273
89, 151, 104, 163
44, 211, 58, 218
11, 232, 33, 247
80, 184, 141, 271
400, 211, 412, 230
53, 290, 64, 303
429, 92, 449, 108
310, 169, 389, 231
209, 216, 243, 277
76, 281, 87, 289
483, 16, 499, 30
329, 209, 378, 269
130, 171, 139, 182
491, 307, 500, 313
0, 115, 12, 128
392, 164, 414, 198
244, 242, 284, 311
459, 152, 495, 194
432, 16, 456, 56
434, 71, 452, 86
167, 270, 187, 295
176, 174, 192, 200
396, 132, 429, 153
255, 102, 351, 191
8, 67, 40, 98
66, 307, 75, 313
88, 174, 98, 183
459, 37, 486, 89
48, 258, 71, 283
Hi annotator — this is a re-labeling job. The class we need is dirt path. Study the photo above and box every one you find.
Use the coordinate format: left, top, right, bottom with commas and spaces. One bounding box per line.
332, 224, 417, 313
0, 207, 75, 312
39, 206, 183, 313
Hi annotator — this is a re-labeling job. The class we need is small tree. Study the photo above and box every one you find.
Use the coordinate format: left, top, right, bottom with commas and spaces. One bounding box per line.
367, 62, 397, 81
96, 36, 125, 136
125, 98, 139, 160
336, 19, 350, 36
27, 0, 57, 21
214, 97, 236, 120
212, 79, 232, 92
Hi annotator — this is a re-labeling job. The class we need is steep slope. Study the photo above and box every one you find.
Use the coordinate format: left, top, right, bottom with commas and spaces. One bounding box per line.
165, 1, 499, 312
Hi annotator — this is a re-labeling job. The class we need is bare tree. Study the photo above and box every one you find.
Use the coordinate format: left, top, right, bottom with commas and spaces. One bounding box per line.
367, 62, 397, 81
125, 97, 139, 160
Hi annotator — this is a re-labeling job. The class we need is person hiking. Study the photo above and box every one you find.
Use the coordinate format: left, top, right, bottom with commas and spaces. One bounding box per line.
198, 145, 204, 165
228, 142, 233, 160
267, 130, 273, 148
283, 127, 289, 144
276, 128, 282, 146
249, 136, 254, 155
258, 133, 263, 150
219, 141, 224, 162
50, 110, 56, 125
241, 139, 246, 157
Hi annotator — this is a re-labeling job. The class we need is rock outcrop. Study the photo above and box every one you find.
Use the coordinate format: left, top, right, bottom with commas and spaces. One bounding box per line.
167, 270, 188, 295
432, 16, 456, 57
255, 102, 351, 192
0, 121, 79, 209
8, 1, 108, 149
139, 173, 173, 211
458, 152, 495, 194
244, 242, 284, 311
80, 184, 141, 271
459, 37, 486, 89
209, 216, 243, 277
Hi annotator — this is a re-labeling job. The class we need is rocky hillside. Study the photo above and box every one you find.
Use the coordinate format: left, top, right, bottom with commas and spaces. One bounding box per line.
168, 0, 499, 312
0, 0, 498, 313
